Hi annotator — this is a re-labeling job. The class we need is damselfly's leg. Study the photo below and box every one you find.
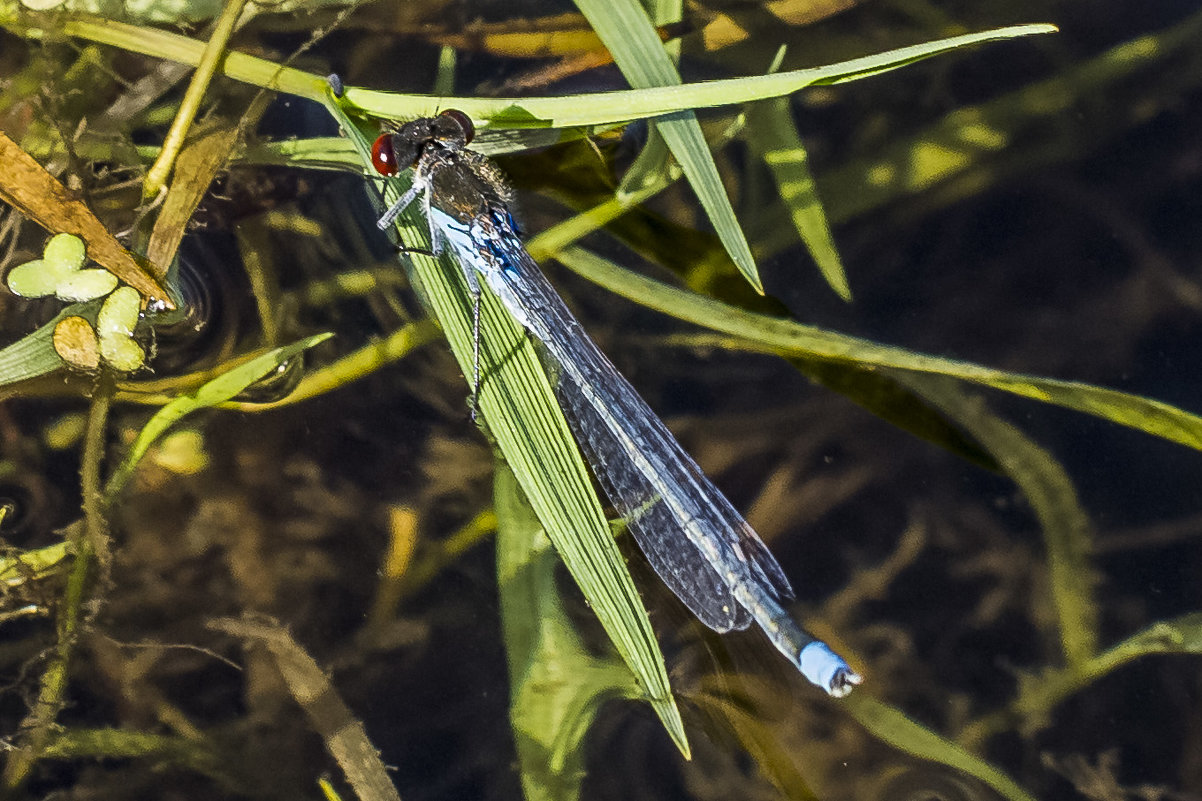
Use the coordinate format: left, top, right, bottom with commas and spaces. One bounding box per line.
377, 182, 423, 230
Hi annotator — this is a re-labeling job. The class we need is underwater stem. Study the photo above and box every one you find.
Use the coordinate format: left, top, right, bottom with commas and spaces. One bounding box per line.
1, 376, 113, 790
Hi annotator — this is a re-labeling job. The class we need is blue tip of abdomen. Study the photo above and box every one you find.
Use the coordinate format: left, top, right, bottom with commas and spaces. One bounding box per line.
799, 641, 863, 698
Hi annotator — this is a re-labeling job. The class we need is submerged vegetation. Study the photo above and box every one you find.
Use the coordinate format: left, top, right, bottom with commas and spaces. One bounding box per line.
0, 1, 1200, 799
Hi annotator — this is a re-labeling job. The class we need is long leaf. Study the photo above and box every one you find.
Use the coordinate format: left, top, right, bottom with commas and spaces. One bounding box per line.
573, 0, 761, 289
745, 97, 851, 300
555, 246, 1202, 453
844, 694, 1037, 801
343, 25, 1057, 127
11, 14, 1054, 129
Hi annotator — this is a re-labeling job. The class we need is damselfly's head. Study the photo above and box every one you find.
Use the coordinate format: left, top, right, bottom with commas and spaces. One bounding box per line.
371, 109, 475, 176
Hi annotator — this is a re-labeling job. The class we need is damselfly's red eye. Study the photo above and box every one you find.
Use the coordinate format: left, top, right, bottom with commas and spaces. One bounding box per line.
370, 134, 399, 176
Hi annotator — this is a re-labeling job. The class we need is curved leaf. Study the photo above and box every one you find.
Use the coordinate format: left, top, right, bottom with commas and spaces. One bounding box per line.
103, 333, 332, 501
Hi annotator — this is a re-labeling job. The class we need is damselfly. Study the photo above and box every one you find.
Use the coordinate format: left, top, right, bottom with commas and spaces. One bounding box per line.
371, 110, 861, 697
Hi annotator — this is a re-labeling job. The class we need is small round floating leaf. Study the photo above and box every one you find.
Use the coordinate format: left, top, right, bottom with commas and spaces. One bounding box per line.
6, 259, 73, 297
42, 233, 86, 271
56, 269, 119, 302
94, 287, 146, 372
53, 316, 100, 370
96, 286, 142, 336
99, 334, 145, 373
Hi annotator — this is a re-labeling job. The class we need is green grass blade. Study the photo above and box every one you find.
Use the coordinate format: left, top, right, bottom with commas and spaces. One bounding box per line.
495, 462, 645, 801
572, 0, 761, 290
324, 94, 690, 757
844, 694, 1037, 801
338, 25, 1057, 127
555, 246, 1202, 453
103, 333, 332, 501
14, 14, 1053, 129
745, 97, 851, 300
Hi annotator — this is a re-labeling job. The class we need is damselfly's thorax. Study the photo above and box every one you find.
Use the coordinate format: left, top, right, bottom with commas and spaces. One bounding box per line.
372, 109, 512, 225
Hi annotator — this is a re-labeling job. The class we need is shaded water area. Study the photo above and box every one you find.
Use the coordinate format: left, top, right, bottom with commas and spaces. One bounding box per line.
0, 1, 1201, 800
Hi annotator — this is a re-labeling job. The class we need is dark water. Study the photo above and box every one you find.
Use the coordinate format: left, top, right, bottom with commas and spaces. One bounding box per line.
0, 2, 1200, 800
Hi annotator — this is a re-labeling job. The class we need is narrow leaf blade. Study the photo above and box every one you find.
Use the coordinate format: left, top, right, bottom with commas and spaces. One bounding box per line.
573, 0, 762, 290
556, 246, 1202, 454
104, 333, 332, 500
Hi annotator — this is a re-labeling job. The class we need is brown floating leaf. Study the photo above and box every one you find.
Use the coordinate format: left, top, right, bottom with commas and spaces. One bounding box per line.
52, 316, 99, 371
0, 131, 174, 309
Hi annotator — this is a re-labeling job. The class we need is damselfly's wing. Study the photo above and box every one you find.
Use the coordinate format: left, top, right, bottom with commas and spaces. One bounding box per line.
442, 208, 797, 634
